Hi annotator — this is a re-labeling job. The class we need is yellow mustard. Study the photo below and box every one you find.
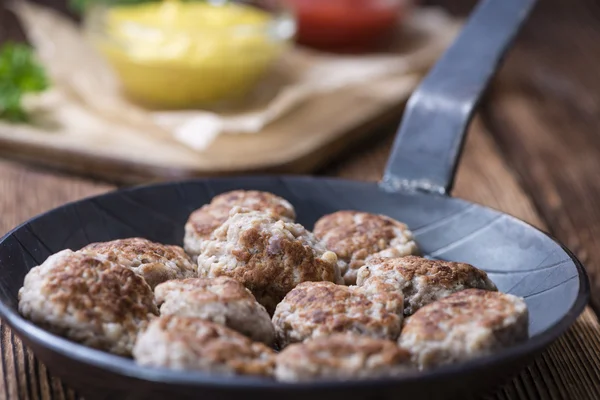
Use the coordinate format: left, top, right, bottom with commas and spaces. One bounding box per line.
93, 1, 291, 108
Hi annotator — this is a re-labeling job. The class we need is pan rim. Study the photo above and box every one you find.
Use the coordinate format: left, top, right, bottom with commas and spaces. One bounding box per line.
0, 175, 590, 390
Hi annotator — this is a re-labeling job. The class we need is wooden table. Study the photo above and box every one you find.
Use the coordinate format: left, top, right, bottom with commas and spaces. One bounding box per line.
2, 0, 600, 398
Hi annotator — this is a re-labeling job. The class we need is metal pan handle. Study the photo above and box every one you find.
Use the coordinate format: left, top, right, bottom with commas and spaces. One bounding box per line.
381, 0, 537, 195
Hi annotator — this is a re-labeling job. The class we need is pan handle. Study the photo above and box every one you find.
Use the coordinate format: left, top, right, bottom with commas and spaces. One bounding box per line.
381, 0, 537, 195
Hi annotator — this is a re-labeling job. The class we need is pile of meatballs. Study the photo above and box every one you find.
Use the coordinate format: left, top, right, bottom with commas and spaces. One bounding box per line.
18, 190, 529, 382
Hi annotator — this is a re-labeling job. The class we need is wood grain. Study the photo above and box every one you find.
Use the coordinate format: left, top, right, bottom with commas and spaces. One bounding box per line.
1, 116, 600, 399
479, 0, 600, 312
0, 0, 450, 183
0, 160, 111, 400
326, 119, 600, 400
0, 80, 416, 184
1, 0, 600, 398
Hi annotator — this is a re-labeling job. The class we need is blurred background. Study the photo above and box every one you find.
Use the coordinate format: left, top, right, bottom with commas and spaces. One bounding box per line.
1, 0, 599, 310
0, 0, 595, 186
3, 1, 600, 399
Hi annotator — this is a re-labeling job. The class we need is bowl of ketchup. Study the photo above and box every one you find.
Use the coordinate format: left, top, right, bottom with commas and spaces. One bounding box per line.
285, 0, 411, 53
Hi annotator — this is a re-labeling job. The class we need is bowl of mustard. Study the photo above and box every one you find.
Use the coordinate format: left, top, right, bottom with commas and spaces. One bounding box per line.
84, 0, 296, 109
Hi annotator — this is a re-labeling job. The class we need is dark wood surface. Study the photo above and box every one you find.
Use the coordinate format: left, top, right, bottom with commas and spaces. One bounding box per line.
2, 0, 600, 398
483, 0, 600, 314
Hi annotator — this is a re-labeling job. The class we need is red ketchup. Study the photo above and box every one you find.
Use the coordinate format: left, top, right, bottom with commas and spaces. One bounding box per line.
286, 0, 409, 52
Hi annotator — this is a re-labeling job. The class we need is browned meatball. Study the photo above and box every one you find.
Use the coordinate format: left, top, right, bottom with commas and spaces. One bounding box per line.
133, 315, 275, 376
314, 211, 419, 285
400, 289, 528, 369
19, 249, 158, 356
198, 209, 342, 314
81, 237, 196, 289
184, 190, 296, 260
155, 277, 274, 344
272, 281, 403, 347
275, 334, 413, 382
357, 256, 497, 315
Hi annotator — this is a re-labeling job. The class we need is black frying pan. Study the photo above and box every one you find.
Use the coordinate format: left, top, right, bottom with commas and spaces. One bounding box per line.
0, 0, 589, 399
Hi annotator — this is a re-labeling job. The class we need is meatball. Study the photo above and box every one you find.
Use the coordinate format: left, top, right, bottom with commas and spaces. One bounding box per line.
184, 190, 296, 260
154, 277, 274, 344
197, 210, 342, 313
81, 237, 196, 289
18, 249, 158, 356
275, 334, 413, 382
399, 289, 528, 369
133, 315, 275, 376
314, 211, 419, 285
272, 281, 403, 348
357, 256, 497, 315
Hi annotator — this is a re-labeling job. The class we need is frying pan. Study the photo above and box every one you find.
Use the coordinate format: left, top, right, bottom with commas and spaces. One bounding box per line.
0, 0, 588, 399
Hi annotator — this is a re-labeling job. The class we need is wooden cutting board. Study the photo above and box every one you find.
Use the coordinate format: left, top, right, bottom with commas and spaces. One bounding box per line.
0, 75, 417, 184
0, 2, 460, 185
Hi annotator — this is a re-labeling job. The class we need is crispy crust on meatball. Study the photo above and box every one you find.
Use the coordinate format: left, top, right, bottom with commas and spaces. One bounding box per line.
314, 211, 419, 285
184, 190, 296, 260
133, 315, 275, 376
18, 249, 158, 356
399, 289, 528, 369
197, 210, 342, 314
155, 277, 274, 344
272, 281, 403, 348
275, 334, 413, 382
81, 237, 196, 289
357, 256, 497, 315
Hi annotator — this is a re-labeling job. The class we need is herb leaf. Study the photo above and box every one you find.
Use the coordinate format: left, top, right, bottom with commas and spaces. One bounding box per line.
0, 42, 49, 123
69, 0, 160, 13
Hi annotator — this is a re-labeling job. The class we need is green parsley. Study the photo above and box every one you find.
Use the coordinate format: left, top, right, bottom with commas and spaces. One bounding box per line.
69, 0, 160, 13
0, 42, 49, 123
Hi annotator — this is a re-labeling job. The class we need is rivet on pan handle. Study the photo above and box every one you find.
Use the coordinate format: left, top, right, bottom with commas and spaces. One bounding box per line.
381, 0, 537, 196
